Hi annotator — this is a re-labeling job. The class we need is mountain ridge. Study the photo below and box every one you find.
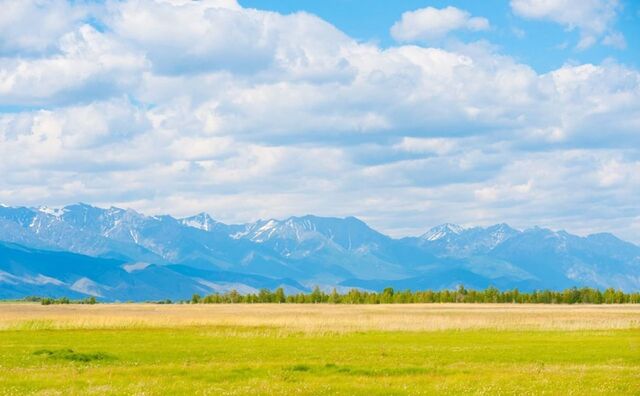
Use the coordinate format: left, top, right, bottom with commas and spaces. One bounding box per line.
0, 203, 638, 300
0, 203, 633, 243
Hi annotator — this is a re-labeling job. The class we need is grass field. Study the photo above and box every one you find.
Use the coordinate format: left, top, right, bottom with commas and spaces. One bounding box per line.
0, 304, 639, 395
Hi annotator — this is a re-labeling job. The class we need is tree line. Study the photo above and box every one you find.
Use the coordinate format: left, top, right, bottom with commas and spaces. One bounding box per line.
22, 296, 98, 305
19, 286, 639, 305
190, 285, 640, 305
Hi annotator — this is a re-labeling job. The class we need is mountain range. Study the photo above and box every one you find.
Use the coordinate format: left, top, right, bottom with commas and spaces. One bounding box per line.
0, 203, 638, 301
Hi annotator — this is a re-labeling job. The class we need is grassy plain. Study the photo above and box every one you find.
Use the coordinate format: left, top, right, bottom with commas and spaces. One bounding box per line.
0, 304, 639, 395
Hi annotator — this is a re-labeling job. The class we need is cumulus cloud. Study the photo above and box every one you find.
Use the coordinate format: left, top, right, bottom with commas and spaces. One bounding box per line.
0, 0, 89, 55
0, 0, 639, 243
391, 6, 490, 42
106, 0, 275, 74
510, 0, 624, 49
0, 25, 146, 106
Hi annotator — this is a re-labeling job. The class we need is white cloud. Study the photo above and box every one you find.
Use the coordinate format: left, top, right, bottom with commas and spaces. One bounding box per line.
106, 0, 355, 78
510, 0, 623, 49
396, 137, 458, 155
106, 0, 275, 74
0, 0, 639, 243
0, 25, 146, 106
602, 32, 627, 49
391, 6, 490, 42
0, 0, 89, 54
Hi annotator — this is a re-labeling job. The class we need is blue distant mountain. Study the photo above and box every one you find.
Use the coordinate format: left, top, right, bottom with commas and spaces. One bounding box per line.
0, 204, 638, 300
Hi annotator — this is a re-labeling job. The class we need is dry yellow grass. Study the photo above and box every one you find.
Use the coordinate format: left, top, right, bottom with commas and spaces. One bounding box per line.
1, 303, 639, 394
1, 303, 639, 332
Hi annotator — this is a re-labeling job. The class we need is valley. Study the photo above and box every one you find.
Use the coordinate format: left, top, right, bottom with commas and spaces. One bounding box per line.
0, 304, 638, 395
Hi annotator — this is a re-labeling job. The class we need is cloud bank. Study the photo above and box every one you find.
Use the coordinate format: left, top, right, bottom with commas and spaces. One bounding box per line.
0, 0, 639, 242
510, 0, 625, 49
391, 6, 490, 42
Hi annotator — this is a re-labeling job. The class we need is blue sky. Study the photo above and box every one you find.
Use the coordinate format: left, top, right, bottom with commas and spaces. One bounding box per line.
242, 0, 640, 71
0, 0, 639, 242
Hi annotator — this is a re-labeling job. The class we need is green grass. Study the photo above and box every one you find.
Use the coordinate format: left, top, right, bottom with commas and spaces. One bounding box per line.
0, 327, 639, 395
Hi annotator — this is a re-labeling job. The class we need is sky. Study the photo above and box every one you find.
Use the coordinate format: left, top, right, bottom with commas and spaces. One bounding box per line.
0, 0, 639, 242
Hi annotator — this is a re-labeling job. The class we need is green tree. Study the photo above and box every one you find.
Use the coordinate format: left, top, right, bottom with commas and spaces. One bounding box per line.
328, 288, 340, 304
258, 288, 272, 303
381, 287, 394, 304
310, 286, 323, 303
274, 287, 286, 303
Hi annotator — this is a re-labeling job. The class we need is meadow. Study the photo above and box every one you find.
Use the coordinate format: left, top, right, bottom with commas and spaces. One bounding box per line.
0, 304, 639, 395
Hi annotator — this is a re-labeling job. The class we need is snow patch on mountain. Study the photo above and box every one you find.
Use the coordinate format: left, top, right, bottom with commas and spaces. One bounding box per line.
421, 223, 466, 241
70, 278, 105, 297
180, 213, 219, 232
29, 274, 65, 286
37, 206, 66, 218
0, 271, 62, 287
122, 262, 152, 273
0, 270, 20, 285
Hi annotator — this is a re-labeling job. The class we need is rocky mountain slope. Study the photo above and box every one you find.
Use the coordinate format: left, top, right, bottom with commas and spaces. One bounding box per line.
0, 204, 638, 300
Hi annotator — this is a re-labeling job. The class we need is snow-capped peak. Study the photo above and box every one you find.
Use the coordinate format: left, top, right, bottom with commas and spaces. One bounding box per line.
180, 213, 218, 232
249, 219, 280, 242
421, 223, 466, 241
233, 217, 323, 243
37, 206, 66, 218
